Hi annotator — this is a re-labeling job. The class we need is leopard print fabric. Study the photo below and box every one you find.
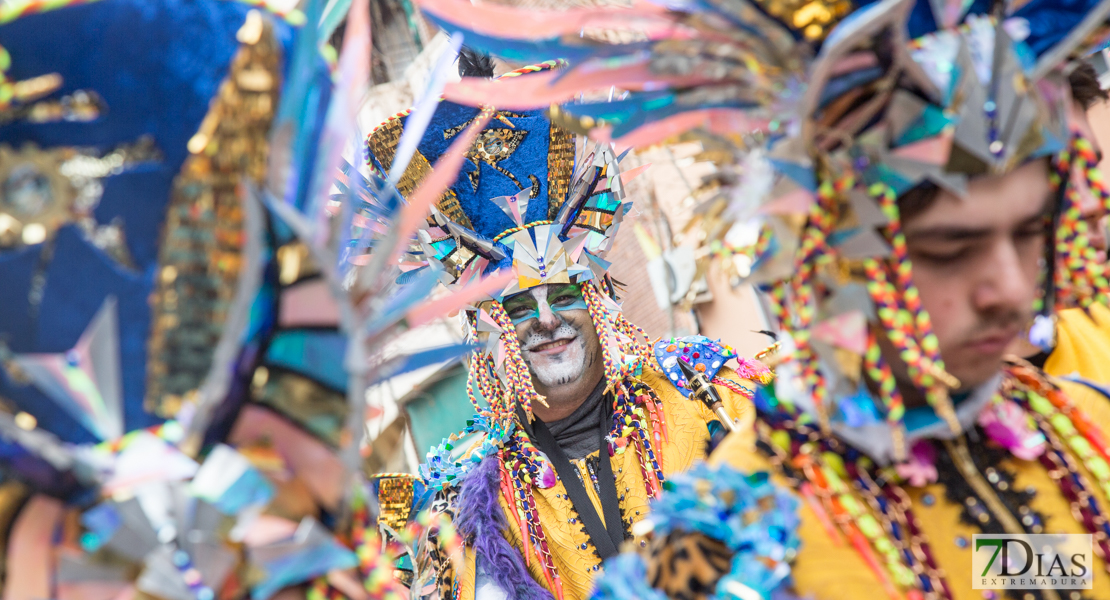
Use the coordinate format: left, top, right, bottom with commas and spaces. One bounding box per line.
644, 530, 734, 600
411, 487, 460, 600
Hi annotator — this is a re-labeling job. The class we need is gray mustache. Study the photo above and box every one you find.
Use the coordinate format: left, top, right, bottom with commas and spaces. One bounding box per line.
522, 321, 580, 352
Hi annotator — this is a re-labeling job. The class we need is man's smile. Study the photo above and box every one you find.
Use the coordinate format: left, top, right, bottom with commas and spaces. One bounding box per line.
527, 335, 577, 355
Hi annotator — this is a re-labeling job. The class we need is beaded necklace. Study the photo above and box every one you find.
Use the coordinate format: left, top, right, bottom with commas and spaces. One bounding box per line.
753, 361, 1110, 600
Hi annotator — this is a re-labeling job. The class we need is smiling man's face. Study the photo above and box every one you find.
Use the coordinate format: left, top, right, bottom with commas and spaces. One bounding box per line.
501, 283, 604, 413
898, 159, 1054, 391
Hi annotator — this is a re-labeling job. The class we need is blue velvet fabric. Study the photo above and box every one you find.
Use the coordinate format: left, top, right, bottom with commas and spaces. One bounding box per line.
856, 0, 1099, 58
368, 102, 562, 241
0, 0, 292, 443
1012, 0, 1107, 57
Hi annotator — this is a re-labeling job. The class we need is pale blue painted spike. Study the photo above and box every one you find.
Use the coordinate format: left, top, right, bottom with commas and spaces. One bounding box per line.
319, 0, 352, 40
569, 263, 593, 281
1031, 128, 1067, 159
491, 186, 532, 226
929, 0, 974, 29
584, 251, 612, 282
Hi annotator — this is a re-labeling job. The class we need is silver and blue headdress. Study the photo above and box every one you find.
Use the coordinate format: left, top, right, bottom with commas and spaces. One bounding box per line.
363, 60, 652, 428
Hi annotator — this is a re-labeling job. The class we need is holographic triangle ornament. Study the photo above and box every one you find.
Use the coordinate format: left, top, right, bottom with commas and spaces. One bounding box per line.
12, 296, 124, 440
490, 186, 532, 226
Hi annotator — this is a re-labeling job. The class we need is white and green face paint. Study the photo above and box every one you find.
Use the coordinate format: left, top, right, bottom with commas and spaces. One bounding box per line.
502, 283, 588, 325
502, 283, 600, 390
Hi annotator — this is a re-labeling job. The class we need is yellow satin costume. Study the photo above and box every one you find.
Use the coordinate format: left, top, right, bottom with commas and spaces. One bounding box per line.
449, 365, 755, 600
711, 375, 1110, 600
1046, 304, 1110, 385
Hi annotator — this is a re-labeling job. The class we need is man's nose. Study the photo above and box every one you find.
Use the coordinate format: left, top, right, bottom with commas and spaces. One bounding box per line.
535, 299, 561, 330
972, 238, 1034, 315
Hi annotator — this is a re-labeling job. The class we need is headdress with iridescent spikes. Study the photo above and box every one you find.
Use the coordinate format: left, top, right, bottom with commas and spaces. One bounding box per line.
364, 60, 652, 426
413, 0, 1110, 460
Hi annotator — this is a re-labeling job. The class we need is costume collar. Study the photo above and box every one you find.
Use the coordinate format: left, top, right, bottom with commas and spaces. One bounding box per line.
824, 373, 1001, 465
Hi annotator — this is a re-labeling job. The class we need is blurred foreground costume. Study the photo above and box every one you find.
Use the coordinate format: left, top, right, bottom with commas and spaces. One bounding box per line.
0, 1, 475, 599
363, 59, 770, 600
415, 0, 1110, 598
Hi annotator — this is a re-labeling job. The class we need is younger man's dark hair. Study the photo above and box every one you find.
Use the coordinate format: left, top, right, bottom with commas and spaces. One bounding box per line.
1070, 61, 1108, 110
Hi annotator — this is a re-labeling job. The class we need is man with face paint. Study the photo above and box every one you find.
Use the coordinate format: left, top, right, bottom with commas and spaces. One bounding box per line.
366, 51, 772, 600
502, 283, 603, 424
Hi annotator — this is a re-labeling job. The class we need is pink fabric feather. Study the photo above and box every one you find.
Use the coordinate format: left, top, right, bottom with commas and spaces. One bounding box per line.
443, 62, 712, 111
4, 495, 63, 600
613, 108, 766, 151
416, 0, 670, 39
406, 271, 514, 328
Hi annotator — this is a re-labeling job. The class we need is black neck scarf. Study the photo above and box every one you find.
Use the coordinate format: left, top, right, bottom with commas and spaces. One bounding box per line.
521, 383, 625, 559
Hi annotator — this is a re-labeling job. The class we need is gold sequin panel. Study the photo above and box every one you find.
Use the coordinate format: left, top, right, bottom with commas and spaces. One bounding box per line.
145, 15, 282, 417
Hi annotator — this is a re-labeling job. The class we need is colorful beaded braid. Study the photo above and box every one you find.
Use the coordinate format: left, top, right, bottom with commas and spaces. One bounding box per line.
1008, 362, 1110, 563
759, 169, 964, 459
480, 298, 546, 420
866, 183, 957, 436
307, 486, 415, 600
1077, 134, 1110, 214
863, 329, 906, 427
783, 175, 845, 427
1053, 134, 1110, 309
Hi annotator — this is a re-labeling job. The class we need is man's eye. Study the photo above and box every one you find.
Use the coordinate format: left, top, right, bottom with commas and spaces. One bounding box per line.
506, 305, 534, 318
551, 294, 577, 306
1016, 223, 1048, 239
911, 247, 970, 264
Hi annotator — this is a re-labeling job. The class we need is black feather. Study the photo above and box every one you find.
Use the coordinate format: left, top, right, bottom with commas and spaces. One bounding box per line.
457, 47, 496, 79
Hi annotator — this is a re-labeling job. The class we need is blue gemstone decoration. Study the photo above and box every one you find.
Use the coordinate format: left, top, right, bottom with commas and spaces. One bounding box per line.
955, 535, 969, 548
652, 335, 736, 398
834, 386, 882, 427
922, 493, 936, 506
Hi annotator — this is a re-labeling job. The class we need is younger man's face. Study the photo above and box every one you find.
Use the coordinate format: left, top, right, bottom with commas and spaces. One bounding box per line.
899, 159, 1054, 390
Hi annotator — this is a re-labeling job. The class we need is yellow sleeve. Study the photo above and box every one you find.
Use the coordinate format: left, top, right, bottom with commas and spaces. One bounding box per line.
1045, 305, 1110, 384
641, 364, 757, 430
455, 547, 477, 600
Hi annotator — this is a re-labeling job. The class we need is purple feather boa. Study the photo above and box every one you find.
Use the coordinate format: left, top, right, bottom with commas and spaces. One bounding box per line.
455, 456, 556, 600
